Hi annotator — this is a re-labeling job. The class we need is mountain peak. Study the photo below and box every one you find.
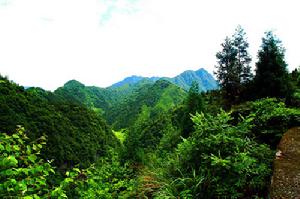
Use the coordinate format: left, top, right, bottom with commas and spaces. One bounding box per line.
171, 68, 217, 91
64, 80, 85, 88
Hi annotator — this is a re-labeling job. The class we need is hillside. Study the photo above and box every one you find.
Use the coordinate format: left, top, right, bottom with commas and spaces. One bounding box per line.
55, 80, 114, 115
54, 68, 213, 127
106, 79, 187, 129
169, 68, 218, 91
0, 76, 117, 167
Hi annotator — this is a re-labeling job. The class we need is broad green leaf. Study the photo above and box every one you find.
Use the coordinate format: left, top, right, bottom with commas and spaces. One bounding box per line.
7, 155, 18, 166
28, 154, 37, 163
33, 144, 37, 151
26, 145, 32, 155
0, 144, 4, 151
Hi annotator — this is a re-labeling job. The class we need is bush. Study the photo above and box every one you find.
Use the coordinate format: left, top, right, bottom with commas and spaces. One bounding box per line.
156, 111, 274, 198
70, 150, 138, 198
0, 127, 67, 198
233, 98, 300, 147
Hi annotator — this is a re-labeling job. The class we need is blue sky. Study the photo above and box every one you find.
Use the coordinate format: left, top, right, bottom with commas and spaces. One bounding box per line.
0, 0, 299, 90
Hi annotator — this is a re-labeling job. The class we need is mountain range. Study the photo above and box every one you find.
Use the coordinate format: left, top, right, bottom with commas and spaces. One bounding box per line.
54, 68, 217, 129
110, 68, 217, 91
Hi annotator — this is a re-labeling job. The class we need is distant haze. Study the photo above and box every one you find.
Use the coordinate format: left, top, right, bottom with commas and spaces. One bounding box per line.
0, 0, 299, 90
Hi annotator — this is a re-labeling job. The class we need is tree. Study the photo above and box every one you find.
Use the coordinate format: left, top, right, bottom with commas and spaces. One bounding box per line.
181, 81, 204, 137
215, 26, 252, 105
215, 36, 237, 104
233, 25, 252, 84
253, 31, 290, 99
186, 81, 204, 114
291, 66, 300, 88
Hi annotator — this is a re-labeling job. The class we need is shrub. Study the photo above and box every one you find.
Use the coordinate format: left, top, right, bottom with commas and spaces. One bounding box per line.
0, 127, 66, 198
69, 150, 138, 198
156, 111, 274, 198
233, 98, 300, 147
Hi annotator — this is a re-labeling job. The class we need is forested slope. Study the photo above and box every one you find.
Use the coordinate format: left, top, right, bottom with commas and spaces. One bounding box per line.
0, 76, 117, 167
106, 79, 187, 129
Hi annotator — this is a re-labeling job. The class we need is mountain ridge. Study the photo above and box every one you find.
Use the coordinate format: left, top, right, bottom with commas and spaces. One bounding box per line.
109, 68, 218, 91
54, 68, 217, 128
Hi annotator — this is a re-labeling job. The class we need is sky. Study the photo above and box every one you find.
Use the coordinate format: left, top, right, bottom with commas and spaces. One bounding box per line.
0, 0, 299, 90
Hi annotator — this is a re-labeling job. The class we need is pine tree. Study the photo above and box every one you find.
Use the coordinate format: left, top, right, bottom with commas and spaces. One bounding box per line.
254, 31, 290, 98
233, 25, 252, 84
181, 81, 204, 137
215, 26, 252, 105
215, 36, 238, 104
186, 81, 204, 114
291, 66, 300, 88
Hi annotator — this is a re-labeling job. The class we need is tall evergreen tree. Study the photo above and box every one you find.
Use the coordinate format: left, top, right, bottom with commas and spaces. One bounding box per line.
215, 37, 238, 104
291, 66, 300, 88
254, 31, 290, 98
215, 26, 252, 105
233, 25, 252, 84
186, 81, 204, 114
181, 81, 204, 137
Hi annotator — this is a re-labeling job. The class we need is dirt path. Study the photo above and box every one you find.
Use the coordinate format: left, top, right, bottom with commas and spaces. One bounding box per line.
136, 166, 160, 198
270, 127, 300, 199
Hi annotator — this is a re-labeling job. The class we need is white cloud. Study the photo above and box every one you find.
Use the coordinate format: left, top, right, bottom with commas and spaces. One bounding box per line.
99, 0, 140, 25
0, 0, 299, 90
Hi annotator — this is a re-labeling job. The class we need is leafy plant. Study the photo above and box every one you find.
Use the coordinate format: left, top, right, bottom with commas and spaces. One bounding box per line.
0, 127, 70, 198
157, 110, 274, 198
69, 150, 138, 198
233, 98, 300, 147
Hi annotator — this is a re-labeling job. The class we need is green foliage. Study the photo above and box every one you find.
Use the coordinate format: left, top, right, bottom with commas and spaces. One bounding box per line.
233, 25, 253, 84
289, 67, 300, 107
67, 150, 137, 198
0, 76, 117, 168
54, 80, 113, 115
157, 111, 274, 198
107, 80, 187, 130
291, 67, 300, 88
0, 127, 68, 198
1, 127, 130, 198
113, 129, 127, 145
253, 31, 291, 99
167, 68, 218, 91
233, 98, 300, 147
122, 113, 172, 162
122, 82, 205, 162
180, 82, 205, 137
55, 69, 217, 130
186, 82, 204, 114
215, 26, 252, 105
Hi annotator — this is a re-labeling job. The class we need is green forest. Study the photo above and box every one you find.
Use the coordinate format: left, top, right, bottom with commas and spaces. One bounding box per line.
1, 26, 300, 198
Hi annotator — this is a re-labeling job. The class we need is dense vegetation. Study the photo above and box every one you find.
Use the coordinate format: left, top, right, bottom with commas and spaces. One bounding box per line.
1, 26, 300, 198
54, 68, 216, 129
0, 76, 116, 168
106, 80, 187, 129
